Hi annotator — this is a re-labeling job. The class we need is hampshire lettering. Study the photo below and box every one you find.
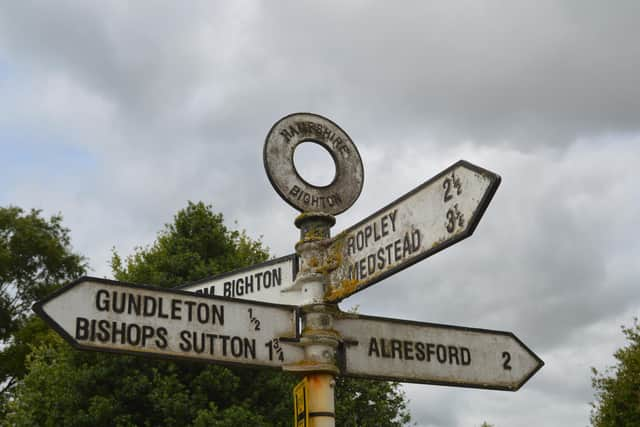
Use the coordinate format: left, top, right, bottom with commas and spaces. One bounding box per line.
279, 120, 351, 157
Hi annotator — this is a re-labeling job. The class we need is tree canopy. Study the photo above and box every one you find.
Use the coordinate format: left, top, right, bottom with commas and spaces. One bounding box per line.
590, 318, 640, 427
6, 201, 410, 426
0, 206, 86, 414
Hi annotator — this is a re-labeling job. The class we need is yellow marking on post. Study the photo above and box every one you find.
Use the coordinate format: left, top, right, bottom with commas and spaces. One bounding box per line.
293, 377, 309, 427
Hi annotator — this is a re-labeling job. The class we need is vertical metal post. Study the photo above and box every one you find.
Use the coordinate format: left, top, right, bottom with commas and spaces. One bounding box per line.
286, 212, 339, 427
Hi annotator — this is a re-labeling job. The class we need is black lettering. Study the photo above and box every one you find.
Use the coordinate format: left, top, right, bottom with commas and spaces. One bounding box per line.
403, 232, 412, 257
179, 330, 191, 351
404, 341, 414, 360
412, 229, 421, 251
436, 344, 447, 363
157, 298, 169, 319
96, 290, 109, 311
255, 272, 262, 291
381, 338, 392, 358
364, 225, 373, 246
391, 340, 403, 359
381, 216, 389, 237
112, 292, 125, 314
235, 278, 244, 296
212, 304, 224, 325
347, 236, 356, 256
220, 335, 230, 356
448, 346, 460, 365
461, 347, 471, 365
112, 321, 126, 344
415, 342, 426, 361
155, 327, 168, 348
368, 338, 380, 357
224, 281, 233, 297
426, 343, 436, 362
193, 332, 205, 353
356, 231, 365, 251
184, 301, 196, 321
97, 320, 110, 342
231, 336, 243, 357
126, 324, 141, 346
197, 303, 209, 324
358, 258, 367, 279
394, 239, 402, 261
171, 299, 182, 320
143, 296, 156, 316
244, 275, 254, 294
373, 222, 382, 241
75, 317, 89, 340
263, 271, 272, 289
127, 294, 141, 315
244, 338, 256, 359
367, 254, 376, 276
90, 319, 96, 341
273, 268, 281, 287
141, 326, 154, 347
388, 209, 398, 232
377, 248, 386, 269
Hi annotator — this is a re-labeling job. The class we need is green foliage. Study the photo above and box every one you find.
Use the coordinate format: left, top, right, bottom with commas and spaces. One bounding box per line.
335, 377, 410, 426
110, 201, 268, 287
8, 201, 411, 426
0, 206, 86, 411
591, 318, 640, 427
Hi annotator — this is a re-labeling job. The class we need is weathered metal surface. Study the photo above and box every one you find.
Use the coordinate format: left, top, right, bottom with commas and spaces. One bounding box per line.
325, 160, 501, 302
307, 374, 336, 427
335, 314, 543, 391
176, 254, 303, 305
34, 277, 304, 369
264, 113, 364, 215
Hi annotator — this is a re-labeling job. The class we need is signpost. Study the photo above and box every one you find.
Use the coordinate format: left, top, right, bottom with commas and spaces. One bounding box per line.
335, 314, 543, 391
34, 112, 543, 427
34, 277, 304, 368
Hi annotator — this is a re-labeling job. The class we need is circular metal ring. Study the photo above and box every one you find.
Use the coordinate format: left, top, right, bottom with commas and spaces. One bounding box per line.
264, 113, 364, 215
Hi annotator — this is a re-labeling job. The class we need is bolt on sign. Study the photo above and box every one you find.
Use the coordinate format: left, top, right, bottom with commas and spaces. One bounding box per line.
293, 378, 309, 427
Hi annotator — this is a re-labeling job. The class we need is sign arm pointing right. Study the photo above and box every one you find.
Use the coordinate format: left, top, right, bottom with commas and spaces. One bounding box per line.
326, 160, 501, 302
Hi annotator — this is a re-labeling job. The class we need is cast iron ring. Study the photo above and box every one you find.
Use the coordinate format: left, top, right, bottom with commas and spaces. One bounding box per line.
264, 113, 364, 215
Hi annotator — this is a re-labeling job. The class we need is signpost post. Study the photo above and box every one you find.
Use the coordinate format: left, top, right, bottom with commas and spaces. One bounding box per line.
35, 112, 543, 427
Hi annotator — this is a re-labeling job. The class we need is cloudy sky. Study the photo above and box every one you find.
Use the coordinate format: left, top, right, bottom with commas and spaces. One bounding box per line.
2, 2, 639, 426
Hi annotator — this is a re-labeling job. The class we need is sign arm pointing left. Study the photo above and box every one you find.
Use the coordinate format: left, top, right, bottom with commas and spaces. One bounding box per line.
34, 276, 305, 369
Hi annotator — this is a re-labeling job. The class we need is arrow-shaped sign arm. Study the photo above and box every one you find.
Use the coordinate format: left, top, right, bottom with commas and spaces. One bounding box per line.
334, 314, 543, 391
325, 160, 501, 302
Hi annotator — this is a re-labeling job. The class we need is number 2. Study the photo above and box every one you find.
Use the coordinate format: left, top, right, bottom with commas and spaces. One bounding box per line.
502, 351, 512, 370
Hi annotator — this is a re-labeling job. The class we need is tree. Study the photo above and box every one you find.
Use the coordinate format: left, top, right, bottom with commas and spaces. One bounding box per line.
590, 318, 640, 427
0, 207, 86, 413
7, 202, 410, 426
